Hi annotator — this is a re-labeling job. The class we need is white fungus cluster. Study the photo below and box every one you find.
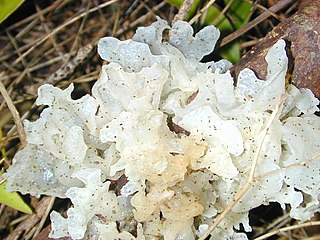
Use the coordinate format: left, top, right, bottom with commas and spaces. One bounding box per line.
5, 18, 320, 239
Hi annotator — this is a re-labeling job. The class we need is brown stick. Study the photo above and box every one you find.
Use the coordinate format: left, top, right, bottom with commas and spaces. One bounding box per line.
0, 77, 27, 148
254, 221, 320, 240
189, 0, 216, 24
172, 0, 195, 23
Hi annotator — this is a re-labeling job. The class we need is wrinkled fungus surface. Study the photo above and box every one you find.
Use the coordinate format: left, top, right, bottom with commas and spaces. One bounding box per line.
5, 18, 320, 239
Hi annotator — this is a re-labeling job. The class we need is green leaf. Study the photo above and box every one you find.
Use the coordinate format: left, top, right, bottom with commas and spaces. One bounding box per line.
223, 0, 253, 29
166, 0, 183, 8
219, 41, 240, 64
204, 5, 233, 33
0, 172, 33, 214
0, 0, 25, 24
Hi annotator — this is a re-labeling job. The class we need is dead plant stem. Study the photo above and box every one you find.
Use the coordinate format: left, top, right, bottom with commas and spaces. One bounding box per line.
33, 197, 56, 238
255, 151, 320, 182
199, 94, 286, 239
212, 0, 234, 26
13, 0, 118, 65
35, 4, 67, 63
220, 0, 296, 47
254, 221, 320, 240
0, 78, 27, 148
189, 0, 216, 25
173, 0, 195, 23
115, 1, 166, 36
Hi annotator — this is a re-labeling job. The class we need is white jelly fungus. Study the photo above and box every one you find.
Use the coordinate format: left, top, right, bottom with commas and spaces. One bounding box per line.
5, 18, 320, 239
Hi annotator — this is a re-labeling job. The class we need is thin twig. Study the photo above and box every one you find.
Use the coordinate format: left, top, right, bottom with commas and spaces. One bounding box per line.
262, 213, 291, 234
0, 203, 5, 216
0, 12, 105, 63
0, 68, 30, 113
6, 104, 35, 141
255, 151, 320, 181
45, 44, 93, 85
112, 5, 121, 36
189, 0, 216, 25
69, 2, 90, 56
240, 39, 262, 50
5, 30, 32, 80
125, 0, 140, 16
212, 0, 234, 26
15, 18, 39, 40
254, 221, 320, 240
27, 52, 74, 72
13, 0, 118, 65
199, 94, 287, 239
0, 175, 6, 184
0, 77, 27, 148
25, 226, 37, 240
0, 1, 64, 56
256, 3, 281, 20
35, 4, 67, 63
172, 0, 195, 23
115, 1, 167, 36
32, 197, 55, 238
220, 0, 296, 47
5, 0, 65, 31
9, 215, 29, 226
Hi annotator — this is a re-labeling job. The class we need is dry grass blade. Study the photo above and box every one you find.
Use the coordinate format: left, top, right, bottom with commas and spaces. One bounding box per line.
189, 0, 216, 25
9, 215, 29, 226
0, 76, 27, 148
5, 30, 32, 80
12, 0, 118, 66
45, 44, 93, 85
220, 0, 296, 47
260, 213, 292, 234
4, 0, 64, 31
255, 151, 320, 182
172, 0, 195, 23
34, 4, 66, 63
0, 175, 6, 184
32, 197, 55, 238
254, 221, 320, 240
115, 1, 167, 36
199, 94, 287, 240
212, 0, 234, 26
111, 6, 121, 36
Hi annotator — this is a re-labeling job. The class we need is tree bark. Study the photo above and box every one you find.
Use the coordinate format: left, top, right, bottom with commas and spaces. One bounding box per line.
231, 0, 320, 98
